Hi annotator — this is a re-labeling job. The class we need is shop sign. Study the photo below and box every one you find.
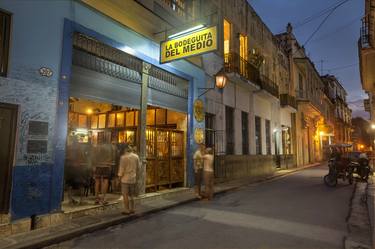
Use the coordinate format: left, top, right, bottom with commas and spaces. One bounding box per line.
193, 99, 205, 122
194, 128, 204, 144
160, 26, 217, 64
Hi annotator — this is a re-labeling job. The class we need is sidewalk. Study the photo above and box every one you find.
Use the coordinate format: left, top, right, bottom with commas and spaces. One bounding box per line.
344, 175, 374, 249
0, 163, 320, 249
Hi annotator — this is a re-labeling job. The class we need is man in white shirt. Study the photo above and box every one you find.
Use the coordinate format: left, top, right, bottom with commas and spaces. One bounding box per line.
193, 144, 205, 198
118, 145, 140, 215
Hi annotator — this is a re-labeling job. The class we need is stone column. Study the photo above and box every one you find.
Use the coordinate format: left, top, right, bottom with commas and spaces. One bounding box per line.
138, 62, 151, 195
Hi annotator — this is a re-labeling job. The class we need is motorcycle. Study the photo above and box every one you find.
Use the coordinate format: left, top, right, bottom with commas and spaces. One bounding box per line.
349, 157, 371, 182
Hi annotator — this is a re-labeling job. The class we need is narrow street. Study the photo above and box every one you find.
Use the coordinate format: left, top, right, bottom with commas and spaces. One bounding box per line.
52, 165, 354, 249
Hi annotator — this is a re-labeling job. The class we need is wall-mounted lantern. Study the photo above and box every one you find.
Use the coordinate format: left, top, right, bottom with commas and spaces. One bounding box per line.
214, 69, 228, 89
198, 68, 228, 98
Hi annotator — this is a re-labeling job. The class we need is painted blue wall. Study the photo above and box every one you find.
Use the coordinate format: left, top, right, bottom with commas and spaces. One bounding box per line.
0, 1, 205, 220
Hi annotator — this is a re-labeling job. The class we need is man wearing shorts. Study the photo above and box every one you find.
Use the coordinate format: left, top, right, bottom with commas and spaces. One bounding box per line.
193, 144, 205, 198
118, 145, 140, 215
202, 148, 214, 200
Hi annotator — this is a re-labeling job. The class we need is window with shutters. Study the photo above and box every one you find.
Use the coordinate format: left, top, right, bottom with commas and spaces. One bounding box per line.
241, 112, 249, 154
0, 10, 11, 77
205, 113, 215, 148
255, 116, 262, 155
265, 119, 271, 155
225, 106, 234, 154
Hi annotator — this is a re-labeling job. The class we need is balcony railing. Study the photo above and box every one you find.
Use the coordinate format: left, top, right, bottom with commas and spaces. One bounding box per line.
280, 94, 297, 109
296, 90, 308, 100
364, 98, 371, 112
160, 0, 186, 17
224, 53, 261, 87
296, 90, 324, 113
361, 15, 371, 48
224, 53, 279, 98
259, 75, 279, 98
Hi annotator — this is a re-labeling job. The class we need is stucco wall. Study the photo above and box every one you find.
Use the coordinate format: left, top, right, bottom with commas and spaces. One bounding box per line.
253, 94, 281, 155
215, 155, 276, 182
280, 108, 292, 127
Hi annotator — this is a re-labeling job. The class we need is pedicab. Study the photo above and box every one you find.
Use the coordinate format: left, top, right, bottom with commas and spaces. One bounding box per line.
323, 144, 354, 187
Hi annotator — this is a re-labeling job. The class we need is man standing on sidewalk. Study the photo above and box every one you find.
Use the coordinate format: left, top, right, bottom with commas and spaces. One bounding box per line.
118, 144, 140, 215
193, 144, 205, 198
202, 148, 214, 200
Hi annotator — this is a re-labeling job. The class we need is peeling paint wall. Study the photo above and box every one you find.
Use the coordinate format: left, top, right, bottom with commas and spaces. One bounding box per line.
0, 69, 57, 166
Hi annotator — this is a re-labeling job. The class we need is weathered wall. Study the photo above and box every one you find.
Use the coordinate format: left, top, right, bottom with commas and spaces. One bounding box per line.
0, 0, 71, 219
214, 155, 276, 182
280, 108, 292, 127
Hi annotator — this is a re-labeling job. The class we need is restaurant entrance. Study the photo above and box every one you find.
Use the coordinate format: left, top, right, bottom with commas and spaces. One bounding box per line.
64, 98, 187, 208
63, 32, 189, 209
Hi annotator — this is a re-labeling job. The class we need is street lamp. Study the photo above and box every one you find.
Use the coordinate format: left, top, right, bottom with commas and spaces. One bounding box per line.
198, 68, 228, 98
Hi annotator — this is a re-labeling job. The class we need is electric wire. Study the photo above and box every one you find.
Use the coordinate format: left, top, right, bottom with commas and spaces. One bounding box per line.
276, 0, 353, 33
302, 0, 351, 48
325, 63, 359, 72
274, 0, 352, 68
311, 16, 361, 43
294, 0, 350, 29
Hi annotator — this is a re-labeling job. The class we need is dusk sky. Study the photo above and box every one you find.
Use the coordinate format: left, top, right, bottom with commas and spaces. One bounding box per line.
249, 0, 367, 118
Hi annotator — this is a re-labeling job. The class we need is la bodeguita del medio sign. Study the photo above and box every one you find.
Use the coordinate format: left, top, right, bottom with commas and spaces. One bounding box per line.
160, 26, 217, 64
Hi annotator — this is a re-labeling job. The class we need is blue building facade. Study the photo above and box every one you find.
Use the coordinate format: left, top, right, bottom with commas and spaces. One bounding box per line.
0, 1, 206, 220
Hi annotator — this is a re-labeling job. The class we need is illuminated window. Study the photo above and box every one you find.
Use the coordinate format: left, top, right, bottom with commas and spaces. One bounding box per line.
156, 109, 166, 125
116, 112, 124, 127
147, 109, 155, 126
239, 34, 248, 75
224, 19, 231, 55
78, 114, 87, 128
107, 113, 116, 128
91, 115, 98, 129
126, 111, 135, 127
98, 114, 106, 129
239, 34, 248, 60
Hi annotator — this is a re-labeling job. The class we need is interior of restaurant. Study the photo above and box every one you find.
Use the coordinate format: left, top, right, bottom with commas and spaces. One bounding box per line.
62, 97, 187, 210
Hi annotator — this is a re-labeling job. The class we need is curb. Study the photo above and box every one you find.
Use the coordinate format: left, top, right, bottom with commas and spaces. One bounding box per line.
3, 163, 321, 249
344, 181, 372, 249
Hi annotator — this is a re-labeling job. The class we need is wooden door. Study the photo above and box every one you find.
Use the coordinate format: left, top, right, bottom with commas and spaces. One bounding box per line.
0, 103, 17, 213
156, 129, 170, 186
